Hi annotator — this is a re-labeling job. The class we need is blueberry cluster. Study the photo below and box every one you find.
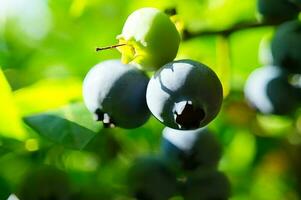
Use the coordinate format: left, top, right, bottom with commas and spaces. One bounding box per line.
83, 8, 223, 130
82, 7, 226, 199
127, 128, 231, 200
245, 2, 301, 115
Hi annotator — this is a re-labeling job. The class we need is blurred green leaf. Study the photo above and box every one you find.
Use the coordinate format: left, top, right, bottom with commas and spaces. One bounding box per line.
24, 103, 101, 149
14, 78, 82, 116
0, 137, 24, 157
178, 36, 217, 68
0, 176, 11, 200
250, 150, 296, 200
24, 114, 96, 150
62, 150, 99, 172
256, 115, 293, 137
177, 0, 256, 32
220, 129, 256, 173
0, 147, 9, 157
216, 35, 231, 97
84, 128, 121, 162
0, 68, 27, 140
230, 27, 273, 90
51, 103, 102, 133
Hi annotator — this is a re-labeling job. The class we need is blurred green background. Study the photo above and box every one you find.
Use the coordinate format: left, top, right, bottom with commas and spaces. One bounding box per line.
0, 0, 301, 199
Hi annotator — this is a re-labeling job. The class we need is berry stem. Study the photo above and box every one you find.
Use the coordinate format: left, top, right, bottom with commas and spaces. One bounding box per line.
96, 44, 126, 51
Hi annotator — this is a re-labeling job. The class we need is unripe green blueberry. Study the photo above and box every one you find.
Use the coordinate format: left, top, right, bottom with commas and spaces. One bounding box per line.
161, 127, 222, 171
257, 0, 299, 23
117, 7, 180, 71
146, 59, 223, 130
182, 170, 231, 200
83, 60, 150, 129
244, 66, 301, 115
271, 20, 301, 74
127, 156, 178, 200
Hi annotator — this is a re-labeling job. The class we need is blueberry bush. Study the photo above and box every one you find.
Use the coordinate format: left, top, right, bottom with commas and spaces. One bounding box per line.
1, 0, 301, 199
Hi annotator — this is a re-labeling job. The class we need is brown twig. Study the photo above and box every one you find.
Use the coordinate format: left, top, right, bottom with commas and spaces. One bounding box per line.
182, 21, 280, 40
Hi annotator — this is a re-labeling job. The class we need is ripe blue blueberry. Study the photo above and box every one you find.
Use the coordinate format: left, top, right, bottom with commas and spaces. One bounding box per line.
182, 170, 231, 200
161, 127, 221, 171
257, 0, 299, 23
83, 60, 150, 129
127, 156, 178, 200
244, 66, 301, 115
271, 20, 301, 74
146, 59, 223, 130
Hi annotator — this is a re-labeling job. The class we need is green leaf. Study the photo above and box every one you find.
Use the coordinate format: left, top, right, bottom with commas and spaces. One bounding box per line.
24, 114, 96, 150
216, 35, 231, 97
50, 103, 102, 133
177, 0, 256, 31
0, 147, 9, 157
0, 138, 23, 157
230, 27, 273, 90
0, 176, 10, 200
24, 103, 101, 149
220, 129, 256, 173
0, 68, 27, 140
14, 78, 82, 116
256, 114, 292, 137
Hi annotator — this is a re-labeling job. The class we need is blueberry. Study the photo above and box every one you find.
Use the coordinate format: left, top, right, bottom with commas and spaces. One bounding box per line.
117, 7, 180, 71
161, 127, 222, 171
271, 20, 301, 74
18, 166, 71, 200
257, 0, 299, 23
146, 59, 223, 130
83, 60, 150, 129
244, 66, 301, 115
182, 170, 231, 200
127, 156, 178, 200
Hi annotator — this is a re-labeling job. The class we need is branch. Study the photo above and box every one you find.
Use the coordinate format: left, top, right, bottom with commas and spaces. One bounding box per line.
182, 21, 280, 40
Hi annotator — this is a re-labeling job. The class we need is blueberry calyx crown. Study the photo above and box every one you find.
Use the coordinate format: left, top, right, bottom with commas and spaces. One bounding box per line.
173, 101, 205, 129
95, 109, 116, 128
